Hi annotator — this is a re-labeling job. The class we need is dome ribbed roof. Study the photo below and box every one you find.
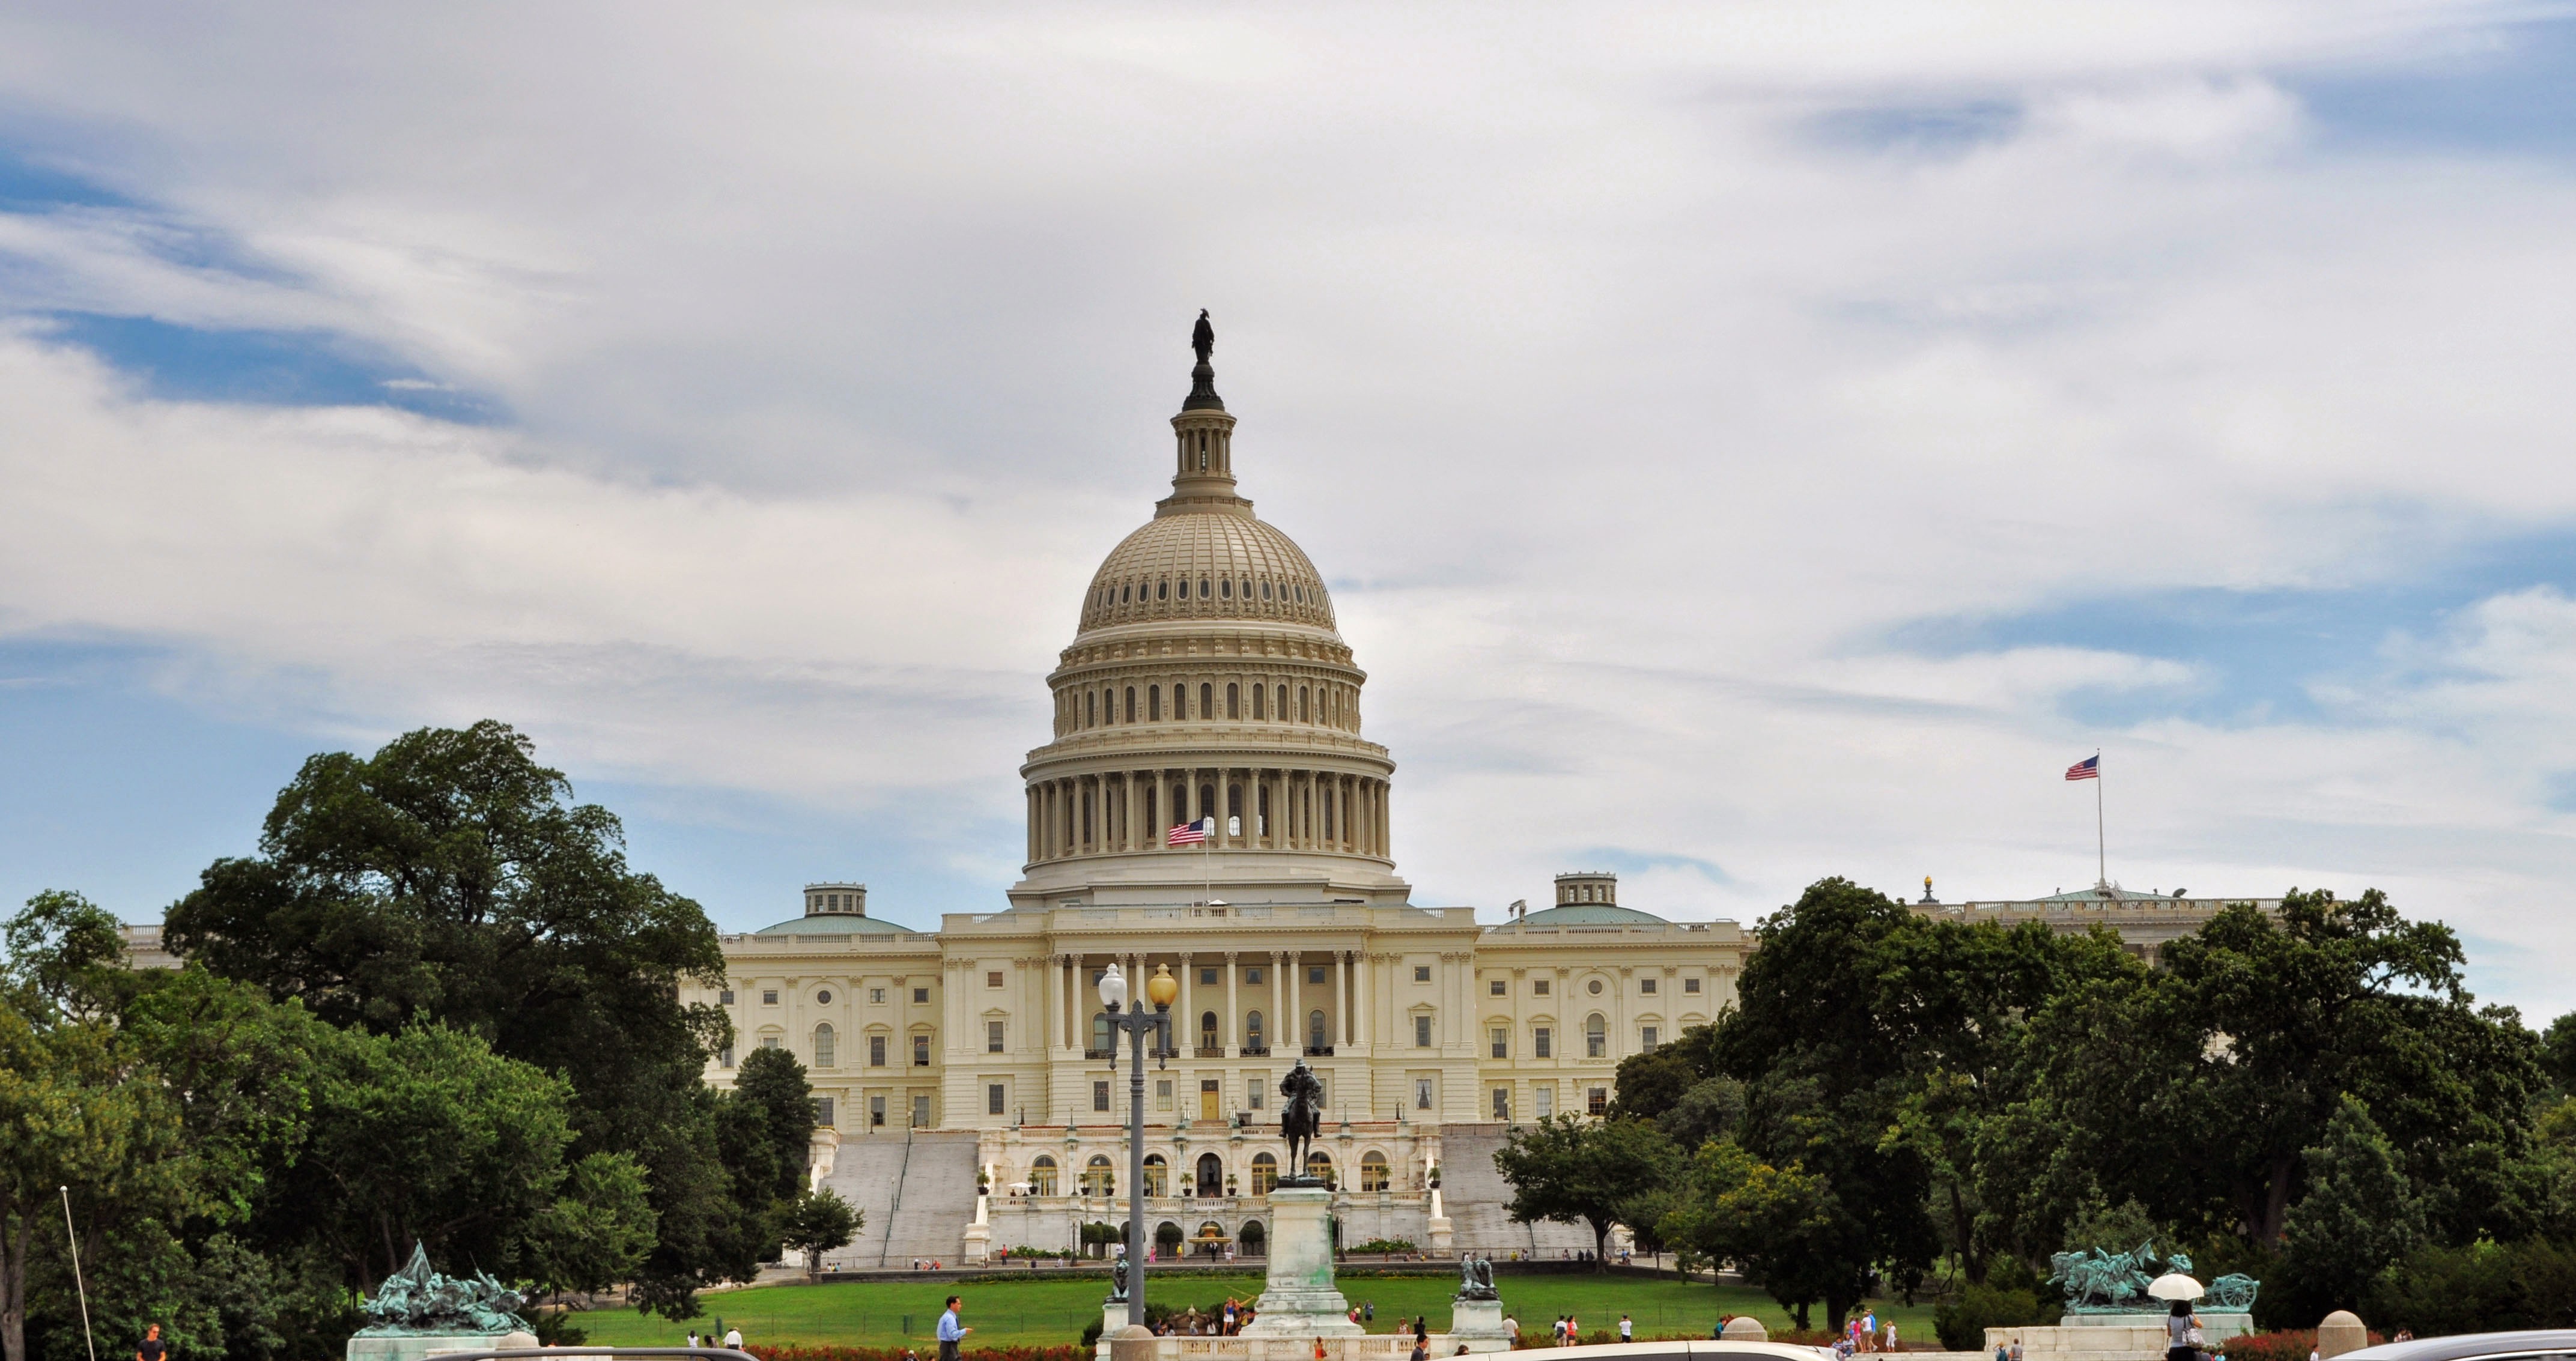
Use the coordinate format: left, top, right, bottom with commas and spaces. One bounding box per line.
1078, 511, 1335, 632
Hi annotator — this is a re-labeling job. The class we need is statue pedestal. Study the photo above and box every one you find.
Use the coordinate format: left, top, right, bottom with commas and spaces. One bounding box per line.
1241, 1186, 1360, 1336
350, 1333, 535, 1361
1447, 1300, 1513, 1353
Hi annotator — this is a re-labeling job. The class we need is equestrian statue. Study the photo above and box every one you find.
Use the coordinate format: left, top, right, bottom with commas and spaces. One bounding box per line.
1278, 1058, 1326, 1184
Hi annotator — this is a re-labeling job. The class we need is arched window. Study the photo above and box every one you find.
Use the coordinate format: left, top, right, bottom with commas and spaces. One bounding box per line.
1360, 1151, 1391, 1192
1250, 1151, 1278, 1195
1227, 682, 1240, 718
1030, 1155, 1059, 1196
1275, 685, 1287, 720
1262, 580, 1272, 599
1083, 1155, 1114, 1196
1093, 1011, 1112, 1055
1308, 1009, 1328, 1053
1253, 685, 1266, 720
1299, 687, 1311, 722
1144, 785, 1157, 831
1240, 1219, 1266, 1253
1200, 1011, 1218, 1050
1086, 691, 1095, 727
1149, 685, 1162, 720
1121, 583, 1131, 603
1158, 579, 1168, 601
1220, 578, 1231, 599
1200, 683, 1213, 718
1196, 1153, 1224, 1197
1585, 1013, 1607, 1059
1246, 1010, 1264, 1051
812, 1022, 835, 1068
1144, 1154, 1168, 1197
1200, 783, 1216, 820
1176, 685, 1188, 720
1199, 578, 1211, 598
1305, 1150, 1334, 1186
1125, 687, 1137, 722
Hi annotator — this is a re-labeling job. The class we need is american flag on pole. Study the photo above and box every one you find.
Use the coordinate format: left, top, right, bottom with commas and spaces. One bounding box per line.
1167, 817, 1212, 846
2065, 755, 2100, 781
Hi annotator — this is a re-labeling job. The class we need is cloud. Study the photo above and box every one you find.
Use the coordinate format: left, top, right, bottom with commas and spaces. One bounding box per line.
2, 1, 2575, 1013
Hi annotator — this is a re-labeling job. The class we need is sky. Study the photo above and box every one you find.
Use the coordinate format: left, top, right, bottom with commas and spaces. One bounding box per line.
2, 2, 2574, 1021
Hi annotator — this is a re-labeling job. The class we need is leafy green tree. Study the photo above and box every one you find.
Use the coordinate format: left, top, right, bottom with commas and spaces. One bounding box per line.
1492, 1115, 1680, 1268
773, 1189, 858, 1284
2274, 1096, 2425, 1320
729, 1047, 815, 1205
2541, 1014, 2576, 1095
1661, 1138, 1846, 1328
163, 721, 752, 1315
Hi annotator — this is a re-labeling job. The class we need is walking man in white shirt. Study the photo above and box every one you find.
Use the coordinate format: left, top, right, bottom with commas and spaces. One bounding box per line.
940, 1296, 970, 1361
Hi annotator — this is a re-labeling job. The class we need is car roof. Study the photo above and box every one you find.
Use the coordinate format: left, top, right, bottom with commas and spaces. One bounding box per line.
2339, 1332, 2576, 1361
1532, 1344, 1834, 1361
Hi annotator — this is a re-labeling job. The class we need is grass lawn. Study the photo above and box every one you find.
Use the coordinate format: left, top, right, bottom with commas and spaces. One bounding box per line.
566, 1271, 1942, 1350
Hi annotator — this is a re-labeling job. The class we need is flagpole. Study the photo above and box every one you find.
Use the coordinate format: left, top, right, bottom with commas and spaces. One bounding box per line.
2095, 748, 2106, 889
61, 1186, 96, 1361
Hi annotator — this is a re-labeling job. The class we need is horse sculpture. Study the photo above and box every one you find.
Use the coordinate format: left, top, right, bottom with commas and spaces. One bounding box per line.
2048, 1241, 2157, 1314
1278, 1059, 1326, 1183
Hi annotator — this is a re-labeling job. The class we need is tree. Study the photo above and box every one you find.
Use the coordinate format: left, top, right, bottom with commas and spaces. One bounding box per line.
162, 721, 753, 1315
2542, 1014, 2576, 1095
729, 1047, 816, 1204
1492, 1115, 1680, 1268
1662, 1138, 1845, 1329
2274, 1096, 2423, 1320
776, 1190, 859, 1284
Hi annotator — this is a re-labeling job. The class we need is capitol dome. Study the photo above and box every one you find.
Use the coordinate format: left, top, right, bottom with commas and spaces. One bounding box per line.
1009, 314, 1405, 911
1078, 512, 1335, 633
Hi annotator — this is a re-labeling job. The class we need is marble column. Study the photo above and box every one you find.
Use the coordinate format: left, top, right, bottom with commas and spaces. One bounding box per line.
1224, 951, 1239, 1053
1334, 949, 1349, 1045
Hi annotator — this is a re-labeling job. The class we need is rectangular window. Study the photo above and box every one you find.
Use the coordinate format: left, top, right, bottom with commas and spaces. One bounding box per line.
718, 1044, 735, 1067
1093, 1081, 1111, 1113
870, 987, 887, 1004
913, 1095, 930, 1127
1308, 965, 1326, 984
761, 1035, 781, 1050
913, 1034, 931, 1066
813, 1097, 834, 1126
1534, 1027, 1552, 1059
1642, 1026, 1659, 1050
1533, 980, 1549, 996
1490, 1027, 1508, 1059
988, 1083, 1006, 1115
913, 986, 930, 1004
1492, 1088, 1510, 1120
1414, 965, 1431, 982
870, 1095, 886, 1127
1489, 979, 1506, 996
987, 971, 1004, 988
1588, 1087, 1608, 1116
1641, 977, 1657, 995
870, 1035, 887, 1067
1156, 1078, 1173, 1111
1414, 1014, 1432, 1048
1248, 1076, 1266, 1110
1245, 966, 1263, 984
1535, 1085, 1554, 1118
1684, 977, 1702, 994
1415, 1078, 1433, 1110
719, 989, 735, 1005
988, 1020, 1006, 1053
762, 990, 780, 1005
1200, 966, 1218, 985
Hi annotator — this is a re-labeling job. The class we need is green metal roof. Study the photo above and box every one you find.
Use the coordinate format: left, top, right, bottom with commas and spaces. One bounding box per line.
750, 914, 921, 937
1512, 902, 1667, 926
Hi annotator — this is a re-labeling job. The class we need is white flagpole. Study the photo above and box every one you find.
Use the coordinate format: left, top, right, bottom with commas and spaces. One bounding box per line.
2095, 748, 2106, 889
61, 1186, 96, 1361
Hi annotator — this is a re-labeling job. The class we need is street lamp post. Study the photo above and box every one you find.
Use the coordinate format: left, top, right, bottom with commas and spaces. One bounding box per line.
1101, 961, 1179, 1330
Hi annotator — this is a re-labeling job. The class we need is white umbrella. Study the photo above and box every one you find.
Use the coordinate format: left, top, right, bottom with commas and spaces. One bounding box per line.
2149, 1273, 2205, 1302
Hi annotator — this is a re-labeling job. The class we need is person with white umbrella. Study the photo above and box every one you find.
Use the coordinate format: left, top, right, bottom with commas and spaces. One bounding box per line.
2152, 1272, 2206, 1361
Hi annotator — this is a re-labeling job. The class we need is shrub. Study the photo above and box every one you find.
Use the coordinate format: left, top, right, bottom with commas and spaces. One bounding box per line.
1933, 1285, 2055, 1351
751, 1348, 1086, 1361
2370, 1238, 2576, 1335
2214, 1330, 2383, 1361
1348, 1238, 1420, 1255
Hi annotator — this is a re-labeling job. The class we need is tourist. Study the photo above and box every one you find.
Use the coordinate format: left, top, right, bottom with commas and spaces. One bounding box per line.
1316, 1338, 1329, 1361
1994, 1341, 2009, 1361
1365, 1303, 1375, 1324
724, 1327, 743, 1351
2164, 1301, 2195, 1361
939, 1295, 970, 1361
1620, 1315, 1633, 1342
137, 1324, 168, 1361
1224, 1299, 1239, 1334
1408, 1335, 1426, 1361
1885, 1323, 1898, 1352
2009, 1341, 2023, 1361
686, 1333, 699, 1350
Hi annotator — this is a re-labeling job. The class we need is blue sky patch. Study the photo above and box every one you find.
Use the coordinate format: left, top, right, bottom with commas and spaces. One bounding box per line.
39, 312, 505, 422
0, 144, 139, 211
2289, 16, 2576, 157
1799, 99, 2024, 156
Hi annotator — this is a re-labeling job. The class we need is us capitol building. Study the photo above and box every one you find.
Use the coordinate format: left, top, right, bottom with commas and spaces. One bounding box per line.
693, 323, 1745, 1267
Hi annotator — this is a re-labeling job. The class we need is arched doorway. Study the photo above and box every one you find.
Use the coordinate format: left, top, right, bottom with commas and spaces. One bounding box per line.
1196, 1152, 1224, 1197
1143, 1153, 1168, 1197
1238, 1219, 1266, 1256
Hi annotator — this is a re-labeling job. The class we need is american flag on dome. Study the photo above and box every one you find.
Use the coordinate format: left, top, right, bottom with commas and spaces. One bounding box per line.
1167, 818, 1212, 846
2065, 755, 2100, 781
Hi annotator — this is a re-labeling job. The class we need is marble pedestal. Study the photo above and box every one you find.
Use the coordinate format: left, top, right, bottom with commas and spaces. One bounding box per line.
1446, 1300, 1514, 1353
1241, 1186, 1361, 1337
348, 1332, 536, 1361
